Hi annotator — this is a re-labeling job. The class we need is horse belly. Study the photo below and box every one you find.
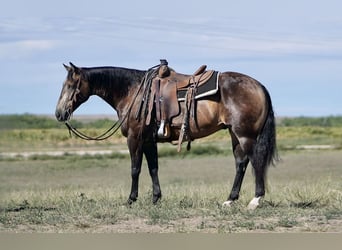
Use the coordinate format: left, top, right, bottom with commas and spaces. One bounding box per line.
170, 99, 224, 140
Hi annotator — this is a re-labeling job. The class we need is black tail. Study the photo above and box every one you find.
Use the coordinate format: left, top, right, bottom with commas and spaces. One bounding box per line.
253, 85, 278, 176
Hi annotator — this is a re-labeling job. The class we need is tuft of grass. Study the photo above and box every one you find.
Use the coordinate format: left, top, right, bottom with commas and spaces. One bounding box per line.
277, 216, 299, 228
158, 145, 225, 158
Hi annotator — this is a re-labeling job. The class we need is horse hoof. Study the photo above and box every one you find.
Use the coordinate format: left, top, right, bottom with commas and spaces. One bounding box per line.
127, 198, 137, 206
222, 200, 234, 207
152, 194, 162, 204
247, 197, 262, 210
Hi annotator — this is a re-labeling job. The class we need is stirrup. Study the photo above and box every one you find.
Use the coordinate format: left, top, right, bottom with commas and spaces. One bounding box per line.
157, 120, 170, 138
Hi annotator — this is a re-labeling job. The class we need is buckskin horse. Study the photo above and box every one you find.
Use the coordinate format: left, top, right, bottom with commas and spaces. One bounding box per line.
55, 61, 277, 209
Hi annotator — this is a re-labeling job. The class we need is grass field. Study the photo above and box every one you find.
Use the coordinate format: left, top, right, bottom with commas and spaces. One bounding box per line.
0, 115, 342, 232
0, 133, 341, 232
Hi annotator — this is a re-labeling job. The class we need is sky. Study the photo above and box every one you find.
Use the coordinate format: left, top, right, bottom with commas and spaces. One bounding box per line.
0, 0, 341, 117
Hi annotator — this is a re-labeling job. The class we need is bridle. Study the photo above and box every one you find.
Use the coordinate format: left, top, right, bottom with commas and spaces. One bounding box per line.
64, 73, 126, 141
64, 66, 158, 141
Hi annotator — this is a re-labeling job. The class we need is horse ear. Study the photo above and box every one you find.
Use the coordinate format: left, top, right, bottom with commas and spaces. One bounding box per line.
69, 62, 80, 74
63, 63, 71, 72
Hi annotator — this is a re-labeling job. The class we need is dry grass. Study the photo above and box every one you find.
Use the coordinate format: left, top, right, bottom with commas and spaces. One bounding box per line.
0, 149, 341, 232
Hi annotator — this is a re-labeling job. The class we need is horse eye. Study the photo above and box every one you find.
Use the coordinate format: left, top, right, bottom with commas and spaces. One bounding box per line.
65, 81, 75, 89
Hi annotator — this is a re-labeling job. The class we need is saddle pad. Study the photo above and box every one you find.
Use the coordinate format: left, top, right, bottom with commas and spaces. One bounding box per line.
177, 71, 219, 101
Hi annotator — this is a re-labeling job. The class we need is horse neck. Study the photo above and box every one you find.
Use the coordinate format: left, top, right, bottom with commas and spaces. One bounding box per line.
85, 67, 145, 112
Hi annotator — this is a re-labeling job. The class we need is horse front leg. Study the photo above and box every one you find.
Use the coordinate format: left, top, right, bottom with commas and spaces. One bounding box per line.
143, 141, 161, 204
127, 136, 143, 205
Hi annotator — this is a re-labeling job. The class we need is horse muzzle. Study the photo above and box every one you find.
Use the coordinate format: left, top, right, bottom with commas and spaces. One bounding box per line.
55, 108, 71, 122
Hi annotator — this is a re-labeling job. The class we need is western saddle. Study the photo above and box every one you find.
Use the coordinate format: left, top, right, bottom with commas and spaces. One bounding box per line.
139, 60, 216, 151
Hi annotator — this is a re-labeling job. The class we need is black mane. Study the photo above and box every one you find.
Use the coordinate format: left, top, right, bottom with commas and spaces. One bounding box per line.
82, 66, 146, 98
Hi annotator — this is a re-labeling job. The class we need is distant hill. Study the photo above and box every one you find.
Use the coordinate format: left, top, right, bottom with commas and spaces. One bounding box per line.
0, 114, 341, 130
42, 114, 118, 123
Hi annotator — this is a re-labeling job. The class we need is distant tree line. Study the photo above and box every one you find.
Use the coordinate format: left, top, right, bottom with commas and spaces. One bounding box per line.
0, 114, 117, 130
1, 114, 342, 130
278, 116, 342, 127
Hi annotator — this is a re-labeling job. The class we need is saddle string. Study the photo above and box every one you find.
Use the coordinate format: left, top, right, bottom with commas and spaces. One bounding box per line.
135, 68, 160, 138
65, 68, 155, 141
177, 74, 204, 152
135, 67, 159, 121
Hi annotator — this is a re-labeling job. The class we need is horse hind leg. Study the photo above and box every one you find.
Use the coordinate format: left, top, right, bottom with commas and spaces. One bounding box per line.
238, 136, 268, 210
247, 97, 277, 210
237, 136, 268, 210
223, 132, 266, 210
246, 142, 269, 210
223, 129, 250, 207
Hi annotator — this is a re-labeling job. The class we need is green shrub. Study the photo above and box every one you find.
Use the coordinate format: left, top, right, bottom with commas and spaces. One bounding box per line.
279, 116, 342, 127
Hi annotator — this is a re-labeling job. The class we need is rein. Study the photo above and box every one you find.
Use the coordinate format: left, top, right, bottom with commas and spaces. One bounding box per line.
64, 66, 159, 141
65, 119, 123, 141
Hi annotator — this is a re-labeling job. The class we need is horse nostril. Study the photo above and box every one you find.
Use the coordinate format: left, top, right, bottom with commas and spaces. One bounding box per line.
55, 110, 65, 121
55, 110, 61, 121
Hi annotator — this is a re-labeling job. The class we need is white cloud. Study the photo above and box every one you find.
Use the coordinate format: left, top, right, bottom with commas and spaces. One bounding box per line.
19, 40, 56, 50
0, 39, 59, 60
1, 15, 342, 62
71, 16, 342, 60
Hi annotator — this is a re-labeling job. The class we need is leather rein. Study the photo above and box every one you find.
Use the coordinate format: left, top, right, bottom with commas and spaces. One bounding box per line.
65, 120, 123, 141
64, 66, 158, 141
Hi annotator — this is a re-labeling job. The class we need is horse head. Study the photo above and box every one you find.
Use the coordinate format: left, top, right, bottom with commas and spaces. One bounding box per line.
55, 62, 90, 121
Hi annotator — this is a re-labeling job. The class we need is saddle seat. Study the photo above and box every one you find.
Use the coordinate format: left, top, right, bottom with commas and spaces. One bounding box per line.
158, 64, 215, 90
148, 64, 217, 141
